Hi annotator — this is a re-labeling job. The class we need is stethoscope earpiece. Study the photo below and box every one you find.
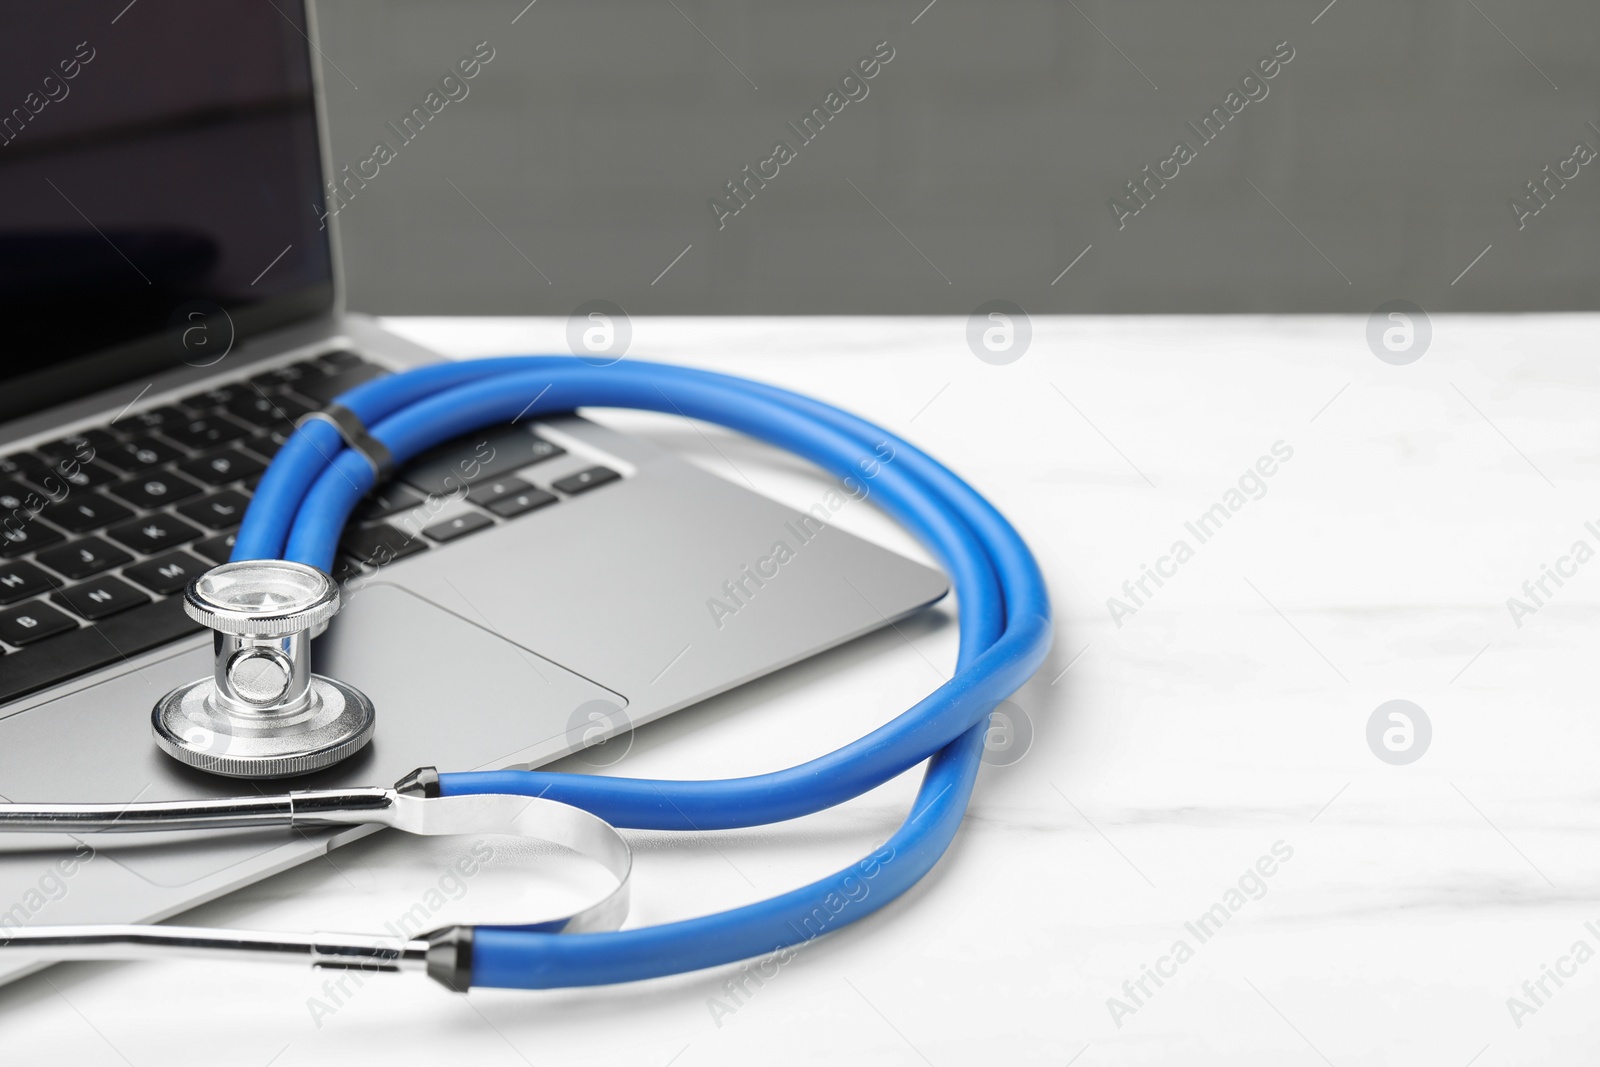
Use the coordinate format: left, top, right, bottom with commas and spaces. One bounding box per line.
0, 769, 632, 985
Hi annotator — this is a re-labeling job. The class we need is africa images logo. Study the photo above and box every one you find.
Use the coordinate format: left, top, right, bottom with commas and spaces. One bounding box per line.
315, 42, 496, 228
708, 41, 896, 230
1107, 40, 1296, 230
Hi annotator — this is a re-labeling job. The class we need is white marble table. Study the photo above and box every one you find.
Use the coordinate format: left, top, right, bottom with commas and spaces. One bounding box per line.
4, 314, 1596, 1065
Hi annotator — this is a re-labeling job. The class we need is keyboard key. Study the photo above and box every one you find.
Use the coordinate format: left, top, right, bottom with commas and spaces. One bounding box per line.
38, 430, 120, 463
122, 405, 194, 434
160, 414, 252, 450
246, 430, 289, 458
423, 513, 493, 543
467, 477, 531, 506
23, 458, 119, 495
317, 350, 366, 371
54, 576, 150, 621
178, 445, 267, 486
34, 437, 81, 461
0, 519, 65, 558
175, 490, 250, 530
552, 466, 621, 495
485, 487, 557, 518
0, 454, 47, 480
355, 482, 426, 521
105, 515, 204, 554
83, 427, 129, 453
101, 435, 183, 474
108, 470, 203, 509
292, 364, 388, 405
399, 426, 564, 495
341, 523, 428, 568
0, 561, 54, 605
0, 601, 77, 645
0, 598, 204, 702
190, 530, 238, 565
330, 555, 365, 583
123, 551, 210, 595
36, 538, 133, 581
223, 390, 312, 431
249, 360, 319, 391
0, 478, 45, 513
41, 492, 133, 534
183, 384, 246, 410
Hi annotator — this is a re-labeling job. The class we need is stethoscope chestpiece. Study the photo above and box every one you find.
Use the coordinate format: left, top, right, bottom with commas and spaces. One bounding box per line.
151, 559, 376, 778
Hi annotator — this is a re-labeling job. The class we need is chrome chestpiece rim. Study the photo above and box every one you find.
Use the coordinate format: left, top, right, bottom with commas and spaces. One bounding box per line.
187, 560, 341, 636
152, 559, 376, 778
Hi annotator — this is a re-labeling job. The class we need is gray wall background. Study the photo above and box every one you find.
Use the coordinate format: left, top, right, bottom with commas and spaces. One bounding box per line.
313, 0, 1599, 315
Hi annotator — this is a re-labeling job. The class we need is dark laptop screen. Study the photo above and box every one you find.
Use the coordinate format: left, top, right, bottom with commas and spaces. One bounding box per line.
0, 1, 333, 419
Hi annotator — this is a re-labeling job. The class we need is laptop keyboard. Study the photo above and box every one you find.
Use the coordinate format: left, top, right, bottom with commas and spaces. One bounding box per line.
0, 350, 622, 705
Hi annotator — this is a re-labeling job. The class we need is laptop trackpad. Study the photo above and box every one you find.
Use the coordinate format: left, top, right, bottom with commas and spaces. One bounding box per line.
0, 582, 627, 888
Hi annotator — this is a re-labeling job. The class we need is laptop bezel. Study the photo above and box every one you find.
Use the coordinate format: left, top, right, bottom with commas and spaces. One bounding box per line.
0, 0, 346, 425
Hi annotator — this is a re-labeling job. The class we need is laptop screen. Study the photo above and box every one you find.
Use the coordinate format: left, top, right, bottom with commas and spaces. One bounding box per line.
0, 1, 333, 420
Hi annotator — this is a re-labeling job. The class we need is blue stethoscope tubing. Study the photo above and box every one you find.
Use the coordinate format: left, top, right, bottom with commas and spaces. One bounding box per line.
233, 357, 1052, 990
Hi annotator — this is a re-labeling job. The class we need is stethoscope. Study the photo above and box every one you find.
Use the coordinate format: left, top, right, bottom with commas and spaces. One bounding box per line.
0, 357, 1051, 992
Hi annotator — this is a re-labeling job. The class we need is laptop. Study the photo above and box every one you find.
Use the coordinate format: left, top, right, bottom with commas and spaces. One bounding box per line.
0, 1, 946, 985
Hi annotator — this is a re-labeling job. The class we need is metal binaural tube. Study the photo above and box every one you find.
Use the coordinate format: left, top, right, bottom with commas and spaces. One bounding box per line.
0, 772, 631, 990
0, 925, 431, 974
0, 788, 398, 834
0, 924, 475, 990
